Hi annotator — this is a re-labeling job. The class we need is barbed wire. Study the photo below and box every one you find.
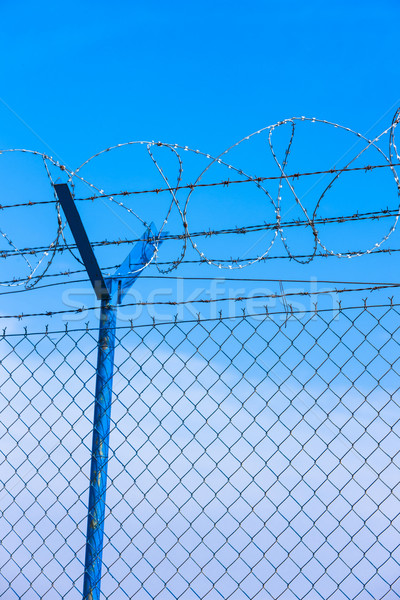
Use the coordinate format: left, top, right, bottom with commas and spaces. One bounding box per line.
1, 273, 399, 297
1, 110, 400, 286
0, 299, 397, 336
0, 283, 398, 320
1, 207, 399, 259
1, 244, 400, 290
1, 162, 400, 210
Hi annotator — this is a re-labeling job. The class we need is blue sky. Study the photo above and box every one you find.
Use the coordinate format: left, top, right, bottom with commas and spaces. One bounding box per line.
0, 1, 397, 156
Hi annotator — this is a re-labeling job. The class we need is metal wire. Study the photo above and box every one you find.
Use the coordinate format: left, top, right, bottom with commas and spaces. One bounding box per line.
2, 109, 400, 286
1, 302, 400, 598
1, 285, 399, 321
2, 208, 400, 259
1, 162, 400, 209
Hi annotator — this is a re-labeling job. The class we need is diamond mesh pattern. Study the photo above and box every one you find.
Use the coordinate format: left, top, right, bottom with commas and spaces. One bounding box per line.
1, 306, 400, 599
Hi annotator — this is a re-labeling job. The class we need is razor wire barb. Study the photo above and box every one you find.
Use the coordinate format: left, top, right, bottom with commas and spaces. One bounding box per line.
2, 110, 400, 288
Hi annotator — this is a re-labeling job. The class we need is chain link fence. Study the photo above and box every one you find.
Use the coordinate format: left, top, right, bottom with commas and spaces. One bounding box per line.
1, 304, 400, 599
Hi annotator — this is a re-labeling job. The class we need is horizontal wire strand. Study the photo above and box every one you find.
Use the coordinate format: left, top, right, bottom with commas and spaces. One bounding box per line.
0, 162, 399, 209
0, 284, 398, 320
1, 207, 400, 258
0, 300, 397, 334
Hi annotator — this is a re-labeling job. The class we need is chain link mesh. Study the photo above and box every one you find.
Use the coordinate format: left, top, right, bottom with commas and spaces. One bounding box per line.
1, 305, 400, 599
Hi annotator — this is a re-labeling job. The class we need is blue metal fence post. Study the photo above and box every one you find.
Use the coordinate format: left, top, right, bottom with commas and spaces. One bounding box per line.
53, 184, 163, 600
83, 298, 116, 600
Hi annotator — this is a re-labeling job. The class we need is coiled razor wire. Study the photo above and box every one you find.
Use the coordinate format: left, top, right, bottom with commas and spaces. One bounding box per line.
1, 110, 400, 287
